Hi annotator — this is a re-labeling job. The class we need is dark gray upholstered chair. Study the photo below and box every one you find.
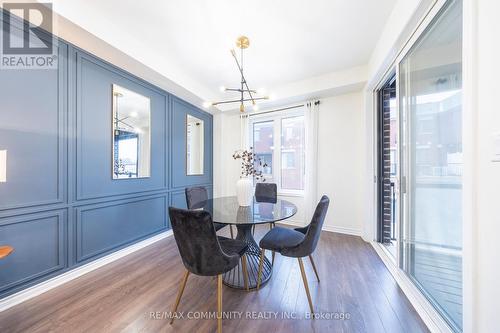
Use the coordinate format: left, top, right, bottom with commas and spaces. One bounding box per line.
254, 183, 278, 231
255, 182, 277, 203
256, 195, 330, 313
168, 207, 250, 333
185, 186, 234, 238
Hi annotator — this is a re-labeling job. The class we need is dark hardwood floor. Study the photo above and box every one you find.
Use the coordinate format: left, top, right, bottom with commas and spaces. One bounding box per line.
0, 225, 429, 333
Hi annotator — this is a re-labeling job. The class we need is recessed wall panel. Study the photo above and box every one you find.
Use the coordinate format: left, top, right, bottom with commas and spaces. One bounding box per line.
0, 211, 66, 293
76, 54, 167, 200
76, 195, 167, 262
171, 98, 213, 188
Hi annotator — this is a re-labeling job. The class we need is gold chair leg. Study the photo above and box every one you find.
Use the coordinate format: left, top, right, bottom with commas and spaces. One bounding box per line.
230, 225, 234, 239
298, 258, 314, 314
241, 255, 249, 291
170, 270, 190, 325
309, 254, 320, 282
257, 249, 265, 290
271, 251, 275, 265
217, 274, 223, 333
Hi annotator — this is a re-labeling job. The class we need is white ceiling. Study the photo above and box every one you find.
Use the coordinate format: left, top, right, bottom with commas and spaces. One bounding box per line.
51, 0, 396, 107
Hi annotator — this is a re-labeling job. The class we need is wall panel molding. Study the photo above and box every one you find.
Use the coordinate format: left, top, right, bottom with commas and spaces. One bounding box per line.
0, 41, 68, 212
0, 13, 212, 301
74, 52, 168, 201
75, 195, 168, 263
170, 97, 213, 189
0, 210, 66, 295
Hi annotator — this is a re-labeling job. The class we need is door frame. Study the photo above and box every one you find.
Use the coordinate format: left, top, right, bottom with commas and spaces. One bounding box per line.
375, 72, 400, 265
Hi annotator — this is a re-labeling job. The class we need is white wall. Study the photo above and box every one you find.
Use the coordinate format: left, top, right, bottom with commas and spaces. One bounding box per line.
367, 0, 424, 83
469, 1, 500, 331
317, 92, 366, 235
214, 91, 366, 235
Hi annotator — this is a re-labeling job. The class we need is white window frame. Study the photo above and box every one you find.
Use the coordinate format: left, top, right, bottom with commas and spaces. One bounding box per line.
249, 108, 305, 197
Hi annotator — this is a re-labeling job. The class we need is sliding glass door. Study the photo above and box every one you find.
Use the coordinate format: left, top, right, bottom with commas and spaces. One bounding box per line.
399, 0, 463, 331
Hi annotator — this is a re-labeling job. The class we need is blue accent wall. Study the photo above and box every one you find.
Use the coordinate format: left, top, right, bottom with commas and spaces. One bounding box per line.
0, 17, 212, 298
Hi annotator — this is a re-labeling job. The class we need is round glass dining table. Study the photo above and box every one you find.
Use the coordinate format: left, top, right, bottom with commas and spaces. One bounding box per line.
199, 196, 297, 290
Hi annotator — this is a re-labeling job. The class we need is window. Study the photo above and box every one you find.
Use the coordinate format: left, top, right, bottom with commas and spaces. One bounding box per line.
250, 109, 305, 194
281, 116, 305, 190
252, 121, 274, 181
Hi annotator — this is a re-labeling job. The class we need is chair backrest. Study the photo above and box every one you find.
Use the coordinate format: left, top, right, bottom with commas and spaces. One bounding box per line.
185, 186, 208, 209
255, 183, 277, 203
168, 207, 239, 276
282, 195, 330, 258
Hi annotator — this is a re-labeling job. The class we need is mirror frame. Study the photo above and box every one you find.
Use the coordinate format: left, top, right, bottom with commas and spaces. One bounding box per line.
111, 84, 152, 180
185, 114, 204, 176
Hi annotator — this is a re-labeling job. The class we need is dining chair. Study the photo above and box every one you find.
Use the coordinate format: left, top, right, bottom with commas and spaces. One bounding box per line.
254, 183, 278, 235
185, 186, 234, 238
255, 183, 277, 203
256, 195, 330, 313
168, 207, 250, 333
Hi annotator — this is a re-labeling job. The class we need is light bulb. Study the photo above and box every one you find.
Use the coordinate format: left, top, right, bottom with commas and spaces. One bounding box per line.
130, 111, 138, 118
219, 86, 226, 92
268, 94, 276, 101
253, 104, 259, 111
203, 101, 212, 108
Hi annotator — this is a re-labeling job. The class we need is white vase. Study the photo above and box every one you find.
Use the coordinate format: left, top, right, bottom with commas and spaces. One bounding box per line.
236, 177, 254, 206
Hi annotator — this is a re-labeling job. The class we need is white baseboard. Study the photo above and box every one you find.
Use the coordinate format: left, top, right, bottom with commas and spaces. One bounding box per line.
370, 241, 453, 333
279, 220, 362, 237
322, 224, 362, 237
0, 230, 173, 313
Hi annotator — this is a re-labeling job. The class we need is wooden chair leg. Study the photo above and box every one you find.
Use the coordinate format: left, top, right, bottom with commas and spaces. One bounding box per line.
241, 255, 249, 291
170, 270, 190, 324
252, 225, 255, 235
309, 254, 320, 282
298, 258, 314, 314
230, 225, 234, 239
271, 251, 275, 265
257, 249, 265, 290
269, 223, 273, 230
217, 274, 223, 333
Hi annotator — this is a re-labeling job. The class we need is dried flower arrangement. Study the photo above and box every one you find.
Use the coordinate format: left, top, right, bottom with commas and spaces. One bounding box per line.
232, 147, 268, 181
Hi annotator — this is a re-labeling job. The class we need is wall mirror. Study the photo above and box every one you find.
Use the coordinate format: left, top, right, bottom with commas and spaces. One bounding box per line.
186, 114, 204, 175
112, 84, 151, 179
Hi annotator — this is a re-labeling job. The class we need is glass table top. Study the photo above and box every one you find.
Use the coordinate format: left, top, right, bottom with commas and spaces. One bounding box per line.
198, 196, 297, 225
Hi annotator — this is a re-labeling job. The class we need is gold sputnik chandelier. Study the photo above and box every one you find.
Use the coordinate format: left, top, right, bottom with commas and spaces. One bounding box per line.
203, 36, 270, 113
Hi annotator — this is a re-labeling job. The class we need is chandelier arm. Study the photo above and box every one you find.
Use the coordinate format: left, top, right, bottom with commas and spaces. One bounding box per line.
212, 97, 268, 106
224, 88, 258, 94
241, 46, 244, 109
231, 49, 256, 105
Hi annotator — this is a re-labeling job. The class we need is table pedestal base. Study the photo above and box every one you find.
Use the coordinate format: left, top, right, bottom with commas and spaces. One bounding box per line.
222, 224, 272, 290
